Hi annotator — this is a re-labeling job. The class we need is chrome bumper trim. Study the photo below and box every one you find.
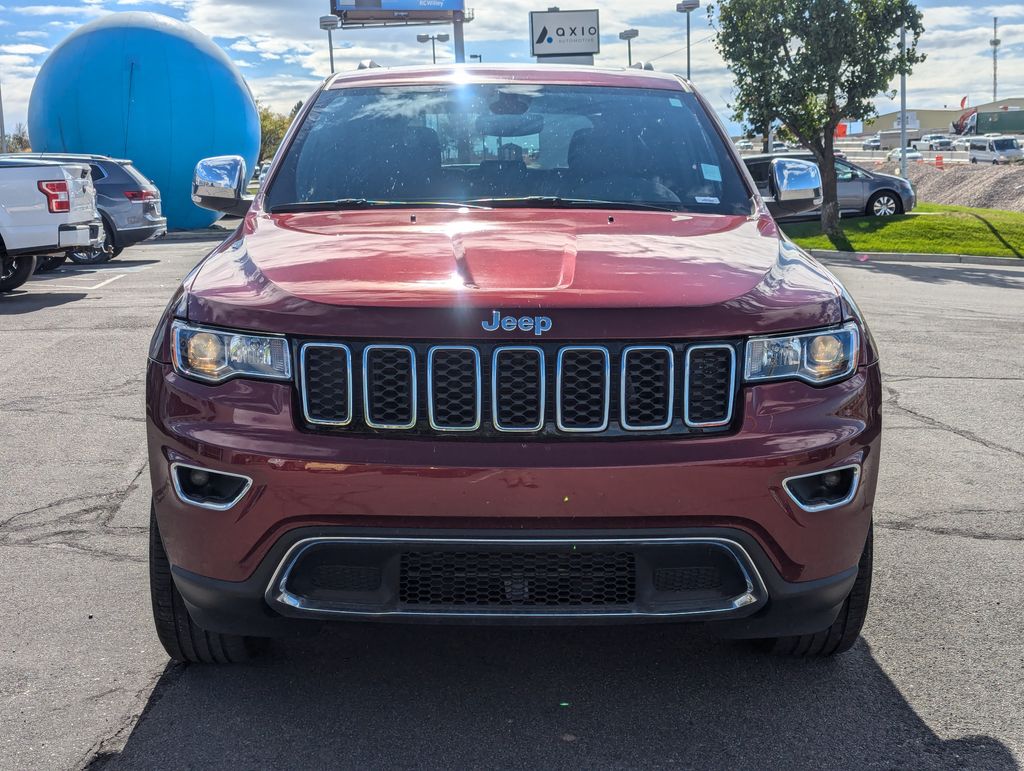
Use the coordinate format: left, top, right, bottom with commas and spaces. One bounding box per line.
265, 536, 768, 619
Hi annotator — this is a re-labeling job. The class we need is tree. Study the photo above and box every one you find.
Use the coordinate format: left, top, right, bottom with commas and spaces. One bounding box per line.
257, 102, 292, 163
4, 123, 31, 152
710, 0, 925, 236
289, 101, 304, 120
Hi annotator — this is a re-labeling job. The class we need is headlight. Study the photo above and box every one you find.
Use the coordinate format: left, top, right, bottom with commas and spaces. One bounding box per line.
744, 323, 859, 385
171, 321, 291, 383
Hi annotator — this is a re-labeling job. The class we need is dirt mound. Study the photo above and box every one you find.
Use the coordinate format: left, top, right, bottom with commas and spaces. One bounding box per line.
905, 163, 1024, 211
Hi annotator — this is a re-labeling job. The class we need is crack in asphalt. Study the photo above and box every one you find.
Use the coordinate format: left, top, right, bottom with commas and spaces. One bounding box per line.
76, 663, 188, 771
884, 374, 1024, 382
883, 384, 1024, 461
0, 462, 149, 564
874, 505, 1024, 543
876, 519, 1024, 542
7, 375, 146, 411
0, 406, 146, 423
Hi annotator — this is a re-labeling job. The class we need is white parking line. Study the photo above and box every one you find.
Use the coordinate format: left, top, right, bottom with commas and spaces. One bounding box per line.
36, 274, 127, 291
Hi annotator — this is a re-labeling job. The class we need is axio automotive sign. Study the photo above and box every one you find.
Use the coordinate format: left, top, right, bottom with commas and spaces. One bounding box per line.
530, 9, 600, 57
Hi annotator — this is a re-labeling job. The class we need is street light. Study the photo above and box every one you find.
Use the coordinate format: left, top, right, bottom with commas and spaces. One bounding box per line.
319, 15, 340, 75
417, 33, 450, 65
619, 29, 639, 67
470, 54, 483, 63
676, 1, 699, 80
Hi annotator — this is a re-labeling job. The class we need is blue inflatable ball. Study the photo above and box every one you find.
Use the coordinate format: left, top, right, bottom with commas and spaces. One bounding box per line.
28, 12, 260, 230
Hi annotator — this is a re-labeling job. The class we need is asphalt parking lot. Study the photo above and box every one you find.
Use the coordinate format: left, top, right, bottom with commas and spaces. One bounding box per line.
1, 239, 1022, 770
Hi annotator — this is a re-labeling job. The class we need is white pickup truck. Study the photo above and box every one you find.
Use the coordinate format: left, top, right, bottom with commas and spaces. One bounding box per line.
1, 158, 103, 293
911, 134, 953, 152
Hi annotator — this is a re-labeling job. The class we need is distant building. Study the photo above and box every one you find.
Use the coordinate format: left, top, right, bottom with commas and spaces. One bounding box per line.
864, 97, 1024, 134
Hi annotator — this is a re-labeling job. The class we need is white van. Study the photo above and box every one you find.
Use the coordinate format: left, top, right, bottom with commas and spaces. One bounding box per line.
969, 136, 1022, 164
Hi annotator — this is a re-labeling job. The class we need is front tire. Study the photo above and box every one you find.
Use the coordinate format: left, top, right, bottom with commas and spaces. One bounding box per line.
763, 525, 873, 657
867, 192, 902, 217
150, 503, 262, 664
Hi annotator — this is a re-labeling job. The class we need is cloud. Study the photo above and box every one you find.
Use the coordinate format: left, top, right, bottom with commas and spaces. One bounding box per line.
0, 0, 1020, 134
15, 4, 108, 15
0, 42, 48, 54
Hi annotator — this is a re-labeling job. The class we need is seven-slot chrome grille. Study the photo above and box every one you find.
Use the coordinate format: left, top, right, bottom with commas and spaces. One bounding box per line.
299, 341, 738, 439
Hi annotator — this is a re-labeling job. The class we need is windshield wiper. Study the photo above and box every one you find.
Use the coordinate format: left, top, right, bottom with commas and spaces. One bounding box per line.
269, 199, 490, 213
465, 196, 681, 212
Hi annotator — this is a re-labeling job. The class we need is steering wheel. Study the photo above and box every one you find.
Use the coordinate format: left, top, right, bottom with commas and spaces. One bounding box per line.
575, 175, 682, 204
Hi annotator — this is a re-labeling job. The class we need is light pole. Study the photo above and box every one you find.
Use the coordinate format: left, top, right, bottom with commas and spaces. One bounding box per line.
899, 24, 907, 179
676, 1, 699, 80
0, 78, 7, 154
619, 29, 639, 67
417, 33, 450, 65
319, 15, 340, 75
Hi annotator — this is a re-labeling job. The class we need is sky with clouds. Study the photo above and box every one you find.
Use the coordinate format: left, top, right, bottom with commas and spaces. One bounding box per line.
0, 0, 1021, 135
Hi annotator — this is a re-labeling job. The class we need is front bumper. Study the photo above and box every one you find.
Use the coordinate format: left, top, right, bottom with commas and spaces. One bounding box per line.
903, 187, 917, 213
171, 526, 860, 638
148, 357, 881, 595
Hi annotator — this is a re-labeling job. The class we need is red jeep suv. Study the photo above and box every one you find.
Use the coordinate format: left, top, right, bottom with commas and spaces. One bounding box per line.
147, 65, 880, 663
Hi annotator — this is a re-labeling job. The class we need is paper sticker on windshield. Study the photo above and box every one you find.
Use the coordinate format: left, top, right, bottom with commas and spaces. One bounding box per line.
701, 164, 722, 182
669, 98, 683, 108
695, 196, 720, 204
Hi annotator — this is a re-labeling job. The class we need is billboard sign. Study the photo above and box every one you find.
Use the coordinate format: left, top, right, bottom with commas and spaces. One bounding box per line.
332, 0, 465, 10
530, 9, 600, 57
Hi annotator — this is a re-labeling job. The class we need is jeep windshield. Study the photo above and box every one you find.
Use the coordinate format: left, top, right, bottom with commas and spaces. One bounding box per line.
265, 83, 752, 216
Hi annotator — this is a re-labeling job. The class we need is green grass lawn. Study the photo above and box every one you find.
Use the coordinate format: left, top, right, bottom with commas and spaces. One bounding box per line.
783, 203, 1024, 259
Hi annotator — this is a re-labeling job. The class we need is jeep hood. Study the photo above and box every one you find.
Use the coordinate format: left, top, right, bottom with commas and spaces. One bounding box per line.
188, 209, 843, 339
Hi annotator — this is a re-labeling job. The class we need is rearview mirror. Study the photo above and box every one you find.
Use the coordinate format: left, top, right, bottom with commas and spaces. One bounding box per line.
767, 158, 823, 218
192, 155, 252, 217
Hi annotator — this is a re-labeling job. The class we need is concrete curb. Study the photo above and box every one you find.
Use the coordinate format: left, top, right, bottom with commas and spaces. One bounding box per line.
810, 249, 1023, 268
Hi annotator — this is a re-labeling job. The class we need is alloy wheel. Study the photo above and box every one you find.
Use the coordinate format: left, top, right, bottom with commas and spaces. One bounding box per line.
872, 195, 898, 217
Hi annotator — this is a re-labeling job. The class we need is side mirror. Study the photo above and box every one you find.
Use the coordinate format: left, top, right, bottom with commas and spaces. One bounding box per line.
766, 157, 823, 218
192, 155, 252, 217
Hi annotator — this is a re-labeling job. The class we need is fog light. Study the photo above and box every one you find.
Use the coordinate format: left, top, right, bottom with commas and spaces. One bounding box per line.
171, 463, 253, 511
820, 471, 842, 489
783, 465, 861, 512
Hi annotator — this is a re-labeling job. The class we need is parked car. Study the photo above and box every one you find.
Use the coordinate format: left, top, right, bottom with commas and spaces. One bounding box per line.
1, 153, 167, 265
735, 139, 754, 151
911, 134, 952, 152
149, 65, 879, 664
0, 158, 102, 291
861, 136, 881, 151
885, 147, 923, 163
969, 136, 1022, 164
743, 152, 915, 219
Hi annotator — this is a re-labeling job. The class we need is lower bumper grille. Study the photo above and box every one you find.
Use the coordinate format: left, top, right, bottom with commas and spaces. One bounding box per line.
267, 537, 765, 619
399, 550, 636, 607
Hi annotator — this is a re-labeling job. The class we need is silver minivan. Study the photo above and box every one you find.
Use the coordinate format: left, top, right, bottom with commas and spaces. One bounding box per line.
969, 136, 1022, 165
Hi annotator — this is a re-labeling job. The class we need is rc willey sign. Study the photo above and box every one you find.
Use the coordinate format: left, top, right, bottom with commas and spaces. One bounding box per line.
530, 9, 600, 57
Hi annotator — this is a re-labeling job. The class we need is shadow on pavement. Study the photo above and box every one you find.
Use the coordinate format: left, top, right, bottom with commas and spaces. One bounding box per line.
43, 258, 162, 274
836, 259, 1024, 290
0, 291, 88, 314
92, 625, 1016, 769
